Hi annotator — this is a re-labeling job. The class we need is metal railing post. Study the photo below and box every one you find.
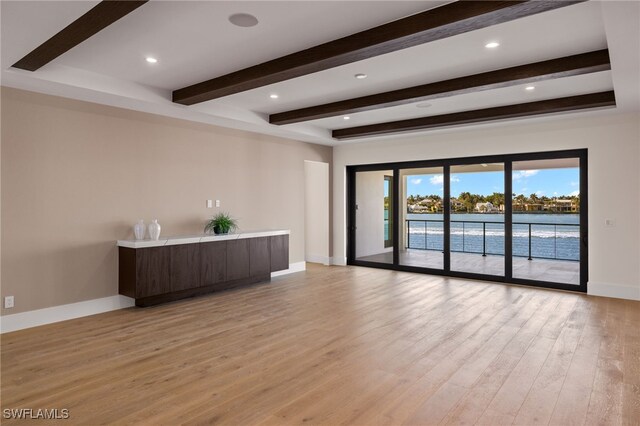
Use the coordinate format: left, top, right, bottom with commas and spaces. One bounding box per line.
528, 223, 532, 260
482, 222, 486, 257
462, 222, 465, 252
407, 220, 410, 249
424, 221, 427, 250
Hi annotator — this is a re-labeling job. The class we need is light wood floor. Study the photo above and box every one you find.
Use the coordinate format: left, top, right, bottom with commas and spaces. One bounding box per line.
2, 264, 638, 425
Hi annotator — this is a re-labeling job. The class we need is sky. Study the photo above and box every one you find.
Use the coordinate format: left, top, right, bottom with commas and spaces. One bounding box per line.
406, 168, 580, 198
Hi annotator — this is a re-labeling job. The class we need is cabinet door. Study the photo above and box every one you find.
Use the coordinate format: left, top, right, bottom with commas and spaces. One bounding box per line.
119, 247, 137, 298
270, 235, 289, 272
250, 237, 271, 277
227, 239, 250, 281
170, 244, 201, 292
136, 247, 171, 298
200, 241, 227, 286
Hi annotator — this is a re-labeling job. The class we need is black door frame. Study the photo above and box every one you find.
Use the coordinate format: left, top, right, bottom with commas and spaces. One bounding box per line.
346, 148, 588, 293
383, 175, 393, 249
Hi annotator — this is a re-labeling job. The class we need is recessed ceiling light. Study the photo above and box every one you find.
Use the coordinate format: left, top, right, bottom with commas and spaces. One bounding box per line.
525, 86, 536, 91
481, 163, 488, 167
343, 116, 350, 120
416, 102, 432, 108
485, 41, 500, 49
270, 94, 279, 99
145, 57, 158, 64
229, 13, 259, 27
354, 73, 367, 79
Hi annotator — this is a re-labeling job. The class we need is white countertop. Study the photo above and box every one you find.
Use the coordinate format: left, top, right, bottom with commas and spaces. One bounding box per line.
117, 229, 290, 249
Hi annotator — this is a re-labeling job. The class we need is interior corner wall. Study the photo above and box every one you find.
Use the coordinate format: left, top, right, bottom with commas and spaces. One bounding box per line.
332, 112, 640, 300
0, 87, 332, 315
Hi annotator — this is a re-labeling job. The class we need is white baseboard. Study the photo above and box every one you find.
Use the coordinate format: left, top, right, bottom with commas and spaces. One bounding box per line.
305, 254, 331, 265
271, 261, 306, 277
330, 257, 347, 266
588, 281, 640, 301
0, 295, 135, 334
1, 262, 311, 334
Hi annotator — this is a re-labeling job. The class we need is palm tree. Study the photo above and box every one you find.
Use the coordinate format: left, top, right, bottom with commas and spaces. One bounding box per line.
528, 194, 541, 207
458, 192, 475, 212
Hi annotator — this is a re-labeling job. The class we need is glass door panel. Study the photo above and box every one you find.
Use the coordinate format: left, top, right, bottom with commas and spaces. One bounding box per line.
450, 163, 505, 276
399, 167, 444, 269
354, 170, 394, 264
512, 158, 581, 285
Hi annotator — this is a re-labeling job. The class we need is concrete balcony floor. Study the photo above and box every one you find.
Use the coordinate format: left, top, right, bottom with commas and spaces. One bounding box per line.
356, 249, 580, 285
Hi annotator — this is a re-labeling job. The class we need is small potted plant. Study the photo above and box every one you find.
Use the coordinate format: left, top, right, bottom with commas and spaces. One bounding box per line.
205, 212, 238, 235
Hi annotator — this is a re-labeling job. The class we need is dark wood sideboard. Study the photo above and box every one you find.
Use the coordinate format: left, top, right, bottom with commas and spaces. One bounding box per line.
119, 235, 289, 306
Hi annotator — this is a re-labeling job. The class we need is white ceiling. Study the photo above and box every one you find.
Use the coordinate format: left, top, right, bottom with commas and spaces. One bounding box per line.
59, 1, 446, 90
1, 1, 638, 146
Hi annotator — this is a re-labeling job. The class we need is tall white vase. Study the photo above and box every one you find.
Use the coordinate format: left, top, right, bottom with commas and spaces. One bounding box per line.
148, 219, 161, 240
133, 219, 146, 240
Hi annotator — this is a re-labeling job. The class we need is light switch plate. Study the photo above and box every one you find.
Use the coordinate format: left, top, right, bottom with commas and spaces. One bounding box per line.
206, 200, 213, 208
4, 296, 14, 309
215, 200, 221, 207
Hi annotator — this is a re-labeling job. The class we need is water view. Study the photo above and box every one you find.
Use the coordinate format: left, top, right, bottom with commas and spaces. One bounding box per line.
405, 213, 580, 261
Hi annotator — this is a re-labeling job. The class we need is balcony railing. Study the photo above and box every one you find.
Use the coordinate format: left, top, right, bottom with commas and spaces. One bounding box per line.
405, 219, 580, 261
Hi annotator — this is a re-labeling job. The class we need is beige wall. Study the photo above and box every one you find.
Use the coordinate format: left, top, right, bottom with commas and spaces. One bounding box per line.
304, 161, 330, 264
333, 112, 640, 299
1, 87, 332, 315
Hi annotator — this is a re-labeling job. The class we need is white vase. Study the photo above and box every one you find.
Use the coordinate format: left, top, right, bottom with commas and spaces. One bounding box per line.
133, 219, 146, 240
148, 219, 161, 240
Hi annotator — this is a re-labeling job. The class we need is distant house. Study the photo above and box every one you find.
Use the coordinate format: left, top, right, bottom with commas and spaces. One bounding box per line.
407, 203, 428, 213
407, 197, 442, 213
450, 198, 464, 211
475, 202, 498, 213
555, 199, 578, 212
524, 203, 544, 211
542, 199, 579, 212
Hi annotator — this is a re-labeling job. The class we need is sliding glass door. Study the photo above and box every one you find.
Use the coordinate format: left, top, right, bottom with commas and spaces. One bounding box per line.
511, 158, 582, 285
449, 163, 505, 277
347, 149, 587, 292
399, 167, 444, 270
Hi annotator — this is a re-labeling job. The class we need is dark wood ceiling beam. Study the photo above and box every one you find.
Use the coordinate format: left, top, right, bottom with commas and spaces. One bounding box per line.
270, 49, 611, 125
172, 0, 585, 105
12, 0, 148, 71
332, 91, 616, 139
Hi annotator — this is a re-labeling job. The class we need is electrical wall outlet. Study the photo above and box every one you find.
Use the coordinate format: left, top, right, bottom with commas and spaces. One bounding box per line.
4, 296, 14, 309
